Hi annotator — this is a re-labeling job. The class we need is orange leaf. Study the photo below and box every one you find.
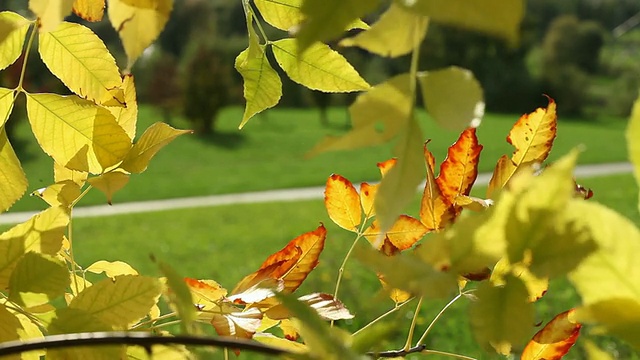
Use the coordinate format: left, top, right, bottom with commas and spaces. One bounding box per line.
364, 215, 428, 251
420, 144, 454, 231
378, 273, 412, 304
325, 174, 362, 231
377, 158, 397, 177
521, 309, 581, 360
233, 225, 326, 295
359, 182, 377, 219
487, 155, 516, 198
73, 0, 105, 22
279, 318, 299, 341
436, 127, 483, 211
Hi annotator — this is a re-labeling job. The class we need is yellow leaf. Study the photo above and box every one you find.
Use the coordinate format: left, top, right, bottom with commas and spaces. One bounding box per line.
340, 3, 428, 58
254, 333, 308, 354
509, 97, 557, 166
26, 93, 132, 174
418, 67, 484, 131
0, 207, 69, 289
0, 12, 30, 71
397, 0, 524, 45
254, 0, 304, 31
120, 122, 192, 173
87, 171, 130, 205
308, 74, 411, 155
31, 180, 81, 208
54, 161, 88, 186
583, 339, 615, 360
296, 0, 377, 54
69, 275, 162, 328
0, 304, 21, 358
29, 0, 74, 32
13, 312, 45, 359
491, 257, 548, 303
420, 145, 453, 231
107, 74, 137, 140
86, 260, 139, 278
72, 0, 105, 22
271, 38, 370, 92
0, 129, 27, 213
48, 308, 120, 358
127, 344, 191, 360
377, 274, 412, 304
469, 274, 534, 355
576, 298, 640, 350
0, 88, 15, 126
359, 182, 377, 219
363, 215, 428, 251
8, 252, 70, 307
108, 0, 172, 70
324, 174, 361, 231
38, 21, 124, 106
627, 95, 640, 212
235, 45, 282, 128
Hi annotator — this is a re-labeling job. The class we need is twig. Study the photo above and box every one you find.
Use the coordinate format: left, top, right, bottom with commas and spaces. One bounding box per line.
367, 344, 427, 358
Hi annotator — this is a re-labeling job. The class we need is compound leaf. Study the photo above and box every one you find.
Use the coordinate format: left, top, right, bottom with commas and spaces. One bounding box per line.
120, 122, 192, 174
0, 12, 30, 71
324, 174, 361, 232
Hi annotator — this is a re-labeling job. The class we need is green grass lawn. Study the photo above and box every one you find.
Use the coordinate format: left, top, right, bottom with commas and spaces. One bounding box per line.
26, 172, 635, 359
8, 105, 629, 212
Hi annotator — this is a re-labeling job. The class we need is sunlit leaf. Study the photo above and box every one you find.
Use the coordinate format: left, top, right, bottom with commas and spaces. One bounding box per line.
308, 74, 411, 155
184, 278, 227, 322
296, 0, 377, 54
0, 88, 15, 127
107, 74, 137, 140
13, 312, 45, 359
271, 38, 369, 92
48, 308, 119, 359
31, 180, 81, 208
87, 171, 129, 205
491, 257, 548, 303
420, 144, 453, 232
363, 215, 427, 251
396, 0, 524, 44
228, 278, 283, 305
486, 155, 516, 198
107, 0, 172, 69
54, 161, 88, 187
375, 116, 424, 240
86, 260, 138, 278
39, 22, 124, 106
298, 293, 354, 321
254, 333, 308, 354
324, 174, 361, 231
120, 122, 192, 174
627, 95, 640, 212
72, 0, 104, 22
583, 339, 615, 360
0, 304, 22, 360
340, 3, 428, 58
8, 252, 69, 307
359, 182, 377, 219
211, 306, 262, 339
469, 274, 534, 355
418, 67, 484, 131
254, 0, 367, 33
69, 275, 162, 327
436, 127, 482, 213
26, 93, 132, 174
235, 45, 282, 128
454, 195, 493, 211
0, 12, 30, 71
377, 274, 412, 304
155, 260, 196, 334
576, 298, 640, 350
29, 0, 74, 32
521, 309, 581, 360
0, 129, 27, 213
126, 343, 191, 360
0, 207, 69, 289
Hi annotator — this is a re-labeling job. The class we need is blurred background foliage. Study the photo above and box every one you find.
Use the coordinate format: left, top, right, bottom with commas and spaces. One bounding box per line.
2, 0, 640, 133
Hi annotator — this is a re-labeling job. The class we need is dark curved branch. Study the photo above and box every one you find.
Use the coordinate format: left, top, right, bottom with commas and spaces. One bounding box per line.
0, 332, 286, 357
367, 344, 427, 358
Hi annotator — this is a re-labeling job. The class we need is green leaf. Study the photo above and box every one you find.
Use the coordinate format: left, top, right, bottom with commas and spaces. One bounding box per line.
0, 304, 22, 360
396, 0, 524, 45
48, 308, 120, 359
469, 274, 534, 355
308, 73, 412, 156
0, 12, 30, 71
568, 201, 640, 305
0, 207, 69, 289
417, 66, 484, 131
271, 38, 370, 92
29, 0, 74, 32
627, 95, 640, 212
26, 93, 132, 174
296, 0, 377, 54
375, 116, 424, 236
340, 3, 428, 58
107, 0, 172, 70
120, 122, 192, 174
69, 274, 162, 328
155, 259, 197, 334
8, 252, 69, 307
87, 171, 129, 205
235, 45, 282, 128
0, 129, 27, 213
254, 0, 304, 31
38, 21, 124, 106
576, 298, 640, 350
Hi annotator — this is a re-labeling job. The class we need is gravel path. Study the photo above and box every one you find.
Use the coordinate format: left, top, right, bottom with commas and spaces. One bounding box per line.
0, 162, 633, 225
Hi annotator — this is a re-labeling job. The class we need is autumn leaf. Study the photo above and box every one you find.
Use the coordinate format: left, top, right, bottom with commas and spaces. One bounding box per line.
420, 143, 454, 231
211, 305, 262, 339
575, 298, 640, 350
325, 174, 361, 232
29, 0, 74, 32
0, 12, 30, 71
120, 122, 192, 174
72, 0, 105, 22
521, 309, 581, 360
491, 257, 548, 303
377, 274, 412, 304
359, 182, 377, 219
182, 278, 227, 322
233, 225, 326, 295
363, 215, 428, 251
0, 129, 27, 213
87, 170, 130, 205
86, 260, 138, 278
8, 252, 69, 308
107, 74, 137, 140
31, 180, 81, 208
265, 293, 354, 321
53, 161, 87, 187
436, 127, 483, 212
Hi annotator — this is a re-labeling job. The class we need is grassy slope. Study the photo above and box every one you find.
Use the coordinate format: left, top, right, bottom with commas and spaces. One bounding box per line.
53, 172, 639, 359
9, 105, 628, 212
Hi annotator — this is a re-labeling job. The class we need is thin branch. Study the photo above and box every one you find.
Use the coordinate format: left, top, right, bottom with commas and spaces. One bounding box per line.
367, 344, 427, 358
0, 332, 286, 358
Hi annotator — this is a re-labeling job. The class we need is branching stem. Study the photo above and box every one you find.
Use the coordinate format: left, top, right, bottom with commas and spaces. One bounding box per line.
352, 297, 414, 337
17, 22, 37, 93
403, 296, 423, 350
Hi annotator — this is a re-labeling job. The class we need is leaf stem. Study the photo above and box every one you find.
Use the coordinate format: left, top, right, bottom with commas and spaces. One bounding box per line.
67, 209, 80, 296
69, 185, 93, 209
421, 349, 478, 360
416, 291, 468, 345
247, 1, 270, 45
352, 297, 414, 337
17, 22, 37, 93
403, 296, 423, 350
131, 312, 178, 330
